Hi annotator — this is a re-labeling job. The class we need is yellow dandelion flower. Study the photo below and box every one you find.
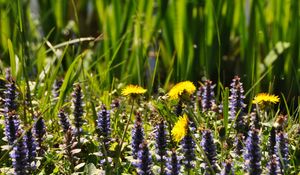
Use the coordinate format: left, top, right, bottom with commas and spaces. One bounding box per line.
252, 93, 280, 105
168, 81, 196, 100
121, 85, 147, 96
171, 114, 189, 142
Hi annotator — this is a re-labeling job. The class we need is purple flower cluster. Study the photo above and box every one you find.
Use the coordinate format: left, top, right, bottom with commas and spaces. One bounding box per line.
155, 121, 167, 174
166, 149, 181, 175
72, 84, 84, 136
58, 109, 72, 133
132, 113, 144, 159
267, 154, 280, 175
137, 141, 153, 175
201, 129, 218, 174
5, 113, 20, 145
97, 105, 111, 165
221, 160, 234, 175
11, 131, 28, 175
34, 117, 46, 156
229, 76, 246, 120
25, 128, 37, 172
181, 129, 195, 170
244, 128, 262, 175
201, 80, 216, 112
277, 131, 289, 173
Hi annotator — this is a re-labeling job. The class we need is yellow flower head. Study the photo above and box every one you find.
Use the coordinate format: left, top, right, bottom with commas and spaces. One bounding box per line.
171, 114, 189, 142
168, 81, 196, 100
121, 85, 147, 96
252, 93, 280, 105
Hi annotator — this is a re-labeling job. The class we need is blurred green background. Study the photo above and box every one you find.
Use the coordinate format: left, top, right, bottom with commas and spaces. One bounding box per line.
0, 0, 299, 105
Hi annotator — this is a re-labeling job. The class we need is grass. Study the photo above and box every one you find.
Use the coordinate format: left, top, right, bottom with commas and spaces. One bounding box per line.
0, 0, 299, 174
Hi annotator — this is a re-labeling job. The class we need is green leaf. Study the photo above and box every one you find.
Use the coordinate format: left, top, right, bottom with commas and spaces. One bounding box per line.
7, 39, 16, 77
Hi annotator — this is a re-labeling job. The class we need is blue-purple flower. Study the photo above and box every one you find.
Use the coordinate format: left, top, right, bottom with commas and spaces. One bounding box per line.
229, 76, 246, 120
34, 116, 46, 156
182, 128, 195, 171
221, 160, 234, 175
72, 84, 84, 136
201, 129, 218, 174
11, 130, 28, 175
155, 121, 167, 174
201, 80, 216, 112
276, 131, 289, 173
58, 109, 72, 133
4, 113, 20, 145
97, 105, 111, 164
25, 128, 37, 172
166, 148, 181, 175
244, 128, 262, 175
267, 154, 280, 175
137, 141, 153, 175
132, 113, 144, 159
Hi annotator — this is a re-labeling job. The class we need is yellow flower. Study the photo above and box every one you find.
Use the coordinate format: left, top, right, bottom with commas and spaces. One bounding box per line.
168, 81, 196, 100
121, 85, 147, 96
252, 93, 280, 105
171, 114, 189, 142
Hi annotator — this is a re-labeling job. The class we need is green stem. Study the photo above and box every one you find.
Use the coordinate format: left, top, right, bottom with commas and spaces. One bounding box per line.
116, 100, 135, 170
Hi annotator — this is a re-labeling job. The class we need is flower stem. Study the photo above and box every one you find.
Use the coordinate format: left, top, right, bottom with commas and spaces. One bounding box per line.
116, 100, 134, 169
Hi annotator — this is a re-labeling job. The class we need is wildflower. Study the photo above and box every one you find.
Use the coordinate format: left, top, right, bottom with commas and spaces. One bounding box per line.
72, 84, 84, 136
201, 80, 216, 111
201, 129, 218, 174
269, 127, 277, 156
234, 133, 244, 155
52, 79, 63, 98
34, 116, 46, 156
11, 130, 28, 175
25, 128, 36, 172
229, 76, 246, 120
137, 141, 153, 175
132, 113, 144, 159
155, 121, 167, 174
171, 114, 189, 142
168, 81, 196, 100
4, 112, 20, 145
97, 105, 111, 165
121, 85, 147, 97
276, 131, 289, 173
244, 128, 262, 175
3, 69, 18, 113
182, 129, 195, 170
250, 112, 260, 130
221, 160, 234, 175
252, 93, 279, 107
166, 149, 181, 175
58, 109, 72, 133
267, 154, 280, 175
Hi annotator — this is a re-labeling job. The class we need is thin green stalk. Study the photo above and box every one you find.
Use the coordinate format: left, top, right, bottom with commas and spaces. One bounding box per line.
116, 99, 135, 170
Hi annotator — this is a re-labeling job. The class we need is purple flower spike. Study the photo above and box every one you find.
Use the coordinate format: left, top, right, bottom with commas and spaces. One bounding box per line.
201, 80, 216, 112
137, 141, 153, 175
34, 116, 46, 156
11, 130, 28, 175
58, 109, 72, 133
267, 154, 280, 175
244, 129, 262, 175
276, 131, 289, 173
72, 84, 84, 136
182, 129, 195, 170
25, 128, 37, 172
4, 113, 20, 145
201, 129, 218, 174
132, 113, 144, 159
167, 149, 181, 175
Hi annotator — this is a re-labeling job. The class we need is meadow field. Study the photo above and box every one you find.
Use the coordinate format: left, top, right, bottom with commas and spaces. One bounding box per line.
0, 0, 299, 174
